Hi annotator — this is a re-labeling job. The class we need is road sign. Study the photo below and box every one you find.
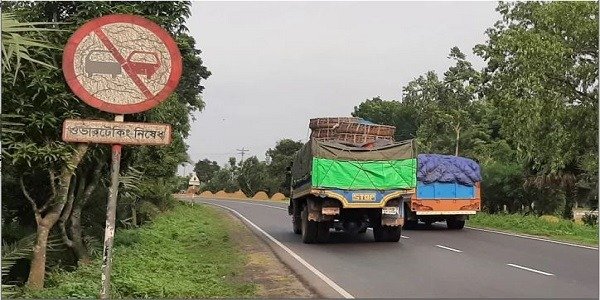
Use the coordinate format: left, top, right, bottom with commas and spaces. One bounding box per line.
189, 174, 200, 186
62, 119, 172, 145
63, 14, 183, 114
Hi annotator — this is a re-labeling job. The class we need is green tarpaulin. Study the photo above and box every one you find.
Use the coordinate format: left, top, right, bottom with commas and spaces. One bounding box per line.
312, 157, 417, 190
291, 139, 418, 190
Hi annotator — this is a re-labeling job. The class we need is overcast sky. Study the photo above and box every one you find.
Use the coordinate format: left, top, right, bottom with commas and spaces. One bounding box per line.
180, 1, 500, 173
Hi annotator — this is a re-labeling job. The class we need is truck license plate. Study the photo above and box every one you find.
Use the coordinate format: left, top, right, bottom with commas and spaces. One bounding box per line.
382, 207, 399, 215
352, 193, 376, 202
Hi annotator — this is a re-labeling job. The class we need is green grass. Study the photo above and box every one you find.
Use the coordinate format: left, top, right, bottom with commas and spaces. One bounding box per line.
468, 212, 599, 246
21, 203, 256, 299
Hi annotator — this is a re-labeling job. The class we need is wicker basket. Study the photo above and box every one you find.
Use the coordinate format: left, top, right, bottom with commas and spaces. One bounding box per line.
334, 133, 394, 145
310, 128, 337, 139
309, 117, 360, 129
335, 122, 395, 137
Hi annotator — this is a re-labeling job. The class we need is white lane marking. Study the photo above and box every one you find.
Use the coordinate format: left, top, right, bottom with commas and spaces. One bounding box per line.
507, 263, 554, 276
200, 201, 355, 299
465, 226, 598, 250
211, 199, 411, 239
435, 245, 463, 253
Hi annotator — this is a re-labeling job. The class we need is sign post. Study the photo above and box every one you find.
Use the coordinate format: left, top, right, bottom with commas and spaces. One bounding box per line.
62, 14, 182, 299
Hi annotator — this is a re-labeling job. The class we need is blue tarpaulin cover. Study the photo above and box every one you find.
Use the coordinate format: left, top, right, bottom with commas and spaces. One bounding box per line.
417, 154, 481, 186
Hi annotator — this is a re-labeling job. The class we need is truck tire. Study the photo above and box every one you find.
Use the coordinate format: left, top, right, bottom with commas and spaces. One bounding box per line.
446, 218, 465, 230
301, 205, 318, 243
373, 225, 401, 242
316, 222, 331, 243
292, 214, 302, 234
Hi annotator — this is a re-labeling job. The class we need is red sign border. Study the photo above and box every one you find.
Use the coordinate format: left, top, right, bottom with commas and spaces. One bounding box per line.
63, 14, 183, 114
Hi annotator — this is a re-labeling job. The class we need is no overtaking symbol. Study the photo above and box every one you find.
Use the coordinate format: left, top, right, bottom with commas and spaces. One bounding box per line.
63, 14, 182, 114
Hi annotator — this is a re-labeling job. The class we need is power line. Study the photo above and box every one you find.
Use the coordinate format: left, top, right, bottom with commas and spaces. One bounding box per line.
237, 147, 249, 164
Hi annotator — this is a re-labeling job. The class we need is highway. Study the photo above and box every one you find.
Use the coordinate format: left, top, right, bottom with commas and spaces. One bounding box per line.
183, 197, 599, 299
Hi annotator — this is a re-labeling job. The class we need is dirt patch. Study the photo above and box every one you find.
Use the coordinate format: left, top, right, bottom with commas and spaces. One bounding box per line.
252, 191, 269, 200
270, 193, 286, 201
213, 208, 316, 298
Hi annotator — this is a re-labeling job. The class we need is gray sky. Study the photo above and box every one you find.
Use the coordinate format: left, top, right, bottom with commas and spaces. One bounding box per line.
181, 1, 499, 172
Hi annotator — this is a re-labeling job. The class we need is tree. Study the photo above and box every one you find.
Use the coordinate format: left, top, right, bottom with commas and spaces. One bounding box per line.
352, 97, 419, 142
1, 1, 210, 288
265, 139, 303, 195
237, 156, 270, 196
409, 48, 483, 156
474, 1, 598, 217
194, 159, 220, 183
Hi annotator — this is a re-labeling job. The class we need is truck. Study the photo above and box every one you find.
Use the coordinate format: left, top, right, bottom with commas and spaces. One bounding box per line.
287, 138, 417, 243
403, 154, 482, 230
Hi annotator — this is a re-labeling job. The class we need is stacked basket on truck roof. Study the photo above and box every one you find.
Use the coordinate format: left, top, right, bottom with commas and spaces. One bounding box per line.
308, 117, 396, 146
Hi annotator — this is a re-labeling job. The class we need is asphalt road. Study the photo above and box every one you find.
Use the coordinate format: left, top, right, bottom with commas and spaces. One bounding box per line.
182, 197, 599, 299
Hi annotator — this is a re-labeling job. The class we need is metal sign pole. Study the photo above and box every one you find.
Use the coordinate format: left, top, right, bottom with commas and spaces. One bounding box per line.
100, 114, 124, 299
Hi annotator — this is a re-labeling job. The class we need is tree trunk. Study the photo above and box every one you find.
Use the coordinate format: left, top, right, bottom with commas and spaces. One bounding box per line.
26, 143, 88, 289
454, 126, 461, 156
131, 205, 137, 227
27, 225, 50, 290
68, 159, 102, 265
69, 205, 91, 265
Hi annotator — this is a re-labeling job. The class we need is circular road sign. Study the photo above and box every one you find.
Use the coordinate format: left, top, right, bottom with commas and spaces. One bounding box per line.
63, 14, 183, 114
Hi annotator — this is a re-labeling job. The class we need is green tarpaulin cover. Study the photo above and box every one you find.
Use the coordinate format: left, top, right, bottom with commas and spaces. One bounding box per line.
291, 139, 418, 190
312, 157, 417, 190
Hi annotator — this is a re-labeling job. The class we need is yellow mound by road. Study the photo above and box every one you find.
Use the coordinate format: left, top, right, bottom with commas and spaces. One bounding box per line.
199, 190, 213, 197
215, 190, 228, 198
270, 193, 286, 201
232, 189, 248, 199
252, 191, 269, 200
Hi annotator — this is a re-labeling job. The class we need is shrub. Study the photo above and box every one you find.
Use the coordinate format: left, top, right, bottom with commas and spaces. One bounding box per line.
582, 212, 598, 226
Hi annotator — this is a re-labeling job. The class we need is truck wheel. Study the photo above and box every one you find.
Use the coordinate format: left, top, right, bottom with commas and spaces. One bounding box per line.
292, 214, 302, 234
316, 222, 330, 243
447, 218, 465, 230
373, 225, 401, 242
301, 205, 317, 243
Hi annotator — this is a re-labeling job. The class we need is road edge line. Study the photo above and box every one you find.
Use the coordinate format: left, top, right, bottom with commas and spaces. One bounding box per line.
200, 201, 355, 299
465, 226, 598, 250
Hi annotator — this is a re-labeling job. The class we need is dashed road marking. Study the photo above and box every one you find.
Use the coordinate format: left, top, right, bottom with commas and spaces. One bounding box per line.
435, 245, 463, 253
507, 263, 554, 276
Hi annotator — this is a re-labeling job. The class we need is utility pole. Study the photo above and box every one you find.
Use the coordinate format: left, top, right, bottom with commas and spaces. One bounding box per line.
237, 147, 249, 164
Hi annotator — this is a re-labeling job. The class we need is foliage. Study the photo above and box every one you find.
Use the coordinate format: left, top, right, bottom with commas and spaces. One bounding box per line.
1, 1, 210, 288
265, 139, 303, 195
474, 1, 598, 213
237, 156, 270, 196
194, 159, 221, 183
352, 97, 419, 141
19, 204, 256, 299
581, 212, 598, 227
468, 212, 598, 246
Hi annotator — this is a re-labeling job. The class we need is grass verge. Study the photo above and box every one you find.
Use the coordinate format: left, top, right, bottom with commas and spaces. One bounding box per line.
468, 212, 598, 246
20, 203, 255, 298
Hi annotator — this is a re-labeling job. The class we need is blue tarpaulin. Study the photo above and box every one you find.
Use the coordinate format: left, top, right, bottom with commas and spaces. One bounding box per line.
417, 154, 481, 186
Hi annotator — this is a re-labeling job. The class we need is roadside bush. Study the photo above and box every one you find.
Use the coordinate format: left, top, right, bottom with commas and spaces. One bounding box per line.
582, 212, 598, 227
481, 162, 528, 213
